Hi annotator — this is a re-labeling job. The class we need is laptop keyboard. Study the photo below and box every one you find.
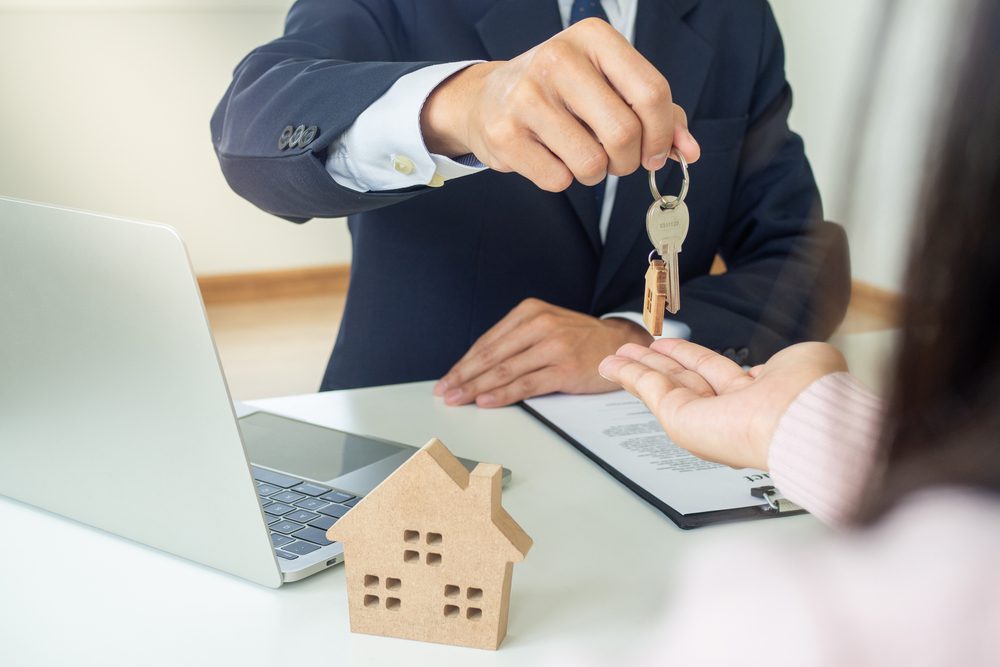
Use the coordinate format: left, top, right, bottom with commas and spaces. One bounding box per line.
251, 465, 361, 562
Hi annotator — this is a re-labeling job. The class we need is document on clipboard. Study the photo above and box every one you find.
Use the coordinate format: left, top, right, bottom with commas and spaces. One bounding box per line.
522, 391, 805, 529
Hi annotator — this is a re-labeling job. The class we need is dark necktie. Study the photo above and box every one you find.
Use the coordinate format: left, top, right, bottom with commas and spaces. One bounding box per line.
569, 0, 610, 217
570, 0, 610, 25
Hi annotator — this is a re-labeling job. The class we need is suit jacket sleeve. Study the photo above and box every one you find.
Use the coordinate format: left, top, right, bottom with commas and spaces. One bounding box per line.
210, 0, 439, 222
609, 5, 850, 363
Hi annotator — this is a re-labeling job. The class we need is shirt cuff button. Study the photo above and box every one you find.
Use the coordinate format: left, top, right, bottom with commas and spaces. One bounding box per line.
428, 172, 445, 187
392, 154, 415, 175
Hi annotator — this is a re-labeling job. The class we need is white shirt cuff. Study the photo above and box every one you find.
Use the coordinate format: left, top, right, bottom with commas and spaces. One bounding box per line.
325, 61, 486, 193
601, 311, 692, 340
430, 152, 485, 181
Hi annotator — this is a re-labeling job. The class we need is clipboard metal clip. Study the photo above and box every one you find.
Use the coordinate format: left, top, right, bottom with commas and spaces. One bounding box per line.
750, 485, 803, 514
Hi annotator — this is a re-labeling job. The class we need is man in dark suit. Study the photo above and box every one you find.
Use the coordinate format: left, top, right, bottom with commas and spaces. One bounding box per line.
211, 0, 849, 407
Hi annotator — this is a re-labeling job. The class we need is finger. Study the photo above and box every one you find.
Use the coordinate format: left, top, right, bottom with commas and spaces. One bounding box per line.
492, 133, 573, 192
668, 104, 700, 165
613, 343, 715, 397
577, 26, 675, 171
568, 21, 696, 170
476, 368, 562, 408
599, 355, 707, 425
440, 325, 546, 404
464, 299, 571, 360
530, 100, 609, 186
649, 339, 751, 394
435, 300, 546, 395
599, 354, 675, 396
600, 355, 733, 460
441, 307, 562, 400
553, 64, 642, 177
462, 300, 536, 357
450, 345, 553, 406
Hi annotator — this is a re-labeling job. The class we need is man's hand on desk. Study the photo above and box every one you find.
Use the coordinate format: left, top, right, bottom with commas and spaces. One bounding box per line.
420, 18, 701, 192
598, 340, 848, 470
433, 298, 652, 408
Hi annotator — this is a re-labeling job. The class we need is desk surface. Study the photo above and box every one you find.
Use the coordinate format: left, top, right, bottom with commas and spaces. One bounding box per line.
1, 380, 823, 666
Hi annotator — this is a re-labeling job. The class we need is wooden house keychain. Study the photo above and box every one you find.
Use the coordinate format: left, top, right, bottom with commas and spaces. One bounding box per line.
643, 150, 690, 336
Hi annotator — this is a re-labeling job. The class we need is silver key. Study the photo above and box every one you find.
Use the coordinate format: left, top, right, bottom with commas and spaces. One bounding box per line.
646, 150, 690, 315
646, 198, 689, 313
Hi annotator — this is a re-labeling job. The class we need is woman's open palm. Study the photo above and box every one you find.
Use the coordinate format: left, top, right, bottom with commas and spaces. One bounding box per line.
598, 340, 848, 470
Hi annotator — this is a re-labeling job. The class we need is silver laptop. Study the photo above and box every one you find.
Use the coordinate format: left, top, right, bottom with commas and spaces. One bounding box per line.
0, 197, 506, 587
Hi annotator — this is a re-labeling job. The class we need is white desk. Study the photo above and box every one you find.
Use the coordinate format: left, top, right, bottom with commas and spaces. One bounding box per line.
1, 380, 824, 666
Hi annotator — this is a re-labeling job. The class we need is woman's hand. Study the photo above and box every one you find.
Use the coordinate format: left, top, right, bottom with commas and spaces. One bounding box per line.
598, 340, 848, 470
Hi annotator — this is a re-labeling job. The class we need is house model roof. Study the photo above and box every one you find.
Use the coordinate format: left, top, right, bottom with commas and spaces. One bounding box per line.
328, 438, 532, 561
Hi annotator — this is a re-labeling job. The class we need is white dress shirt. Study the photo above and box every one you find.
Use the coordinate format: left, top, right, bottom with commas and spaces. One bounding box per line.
324, 0, 690, 339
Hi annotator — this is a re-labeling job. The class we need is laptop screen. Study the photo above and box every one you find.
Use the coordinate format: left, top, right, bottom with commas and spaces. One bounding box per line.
239, 412, 410, 482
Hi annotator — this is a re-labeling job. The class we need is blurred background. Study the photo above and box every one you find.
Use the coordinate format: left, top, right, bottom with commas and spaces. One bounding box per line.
0, 0, 952, 399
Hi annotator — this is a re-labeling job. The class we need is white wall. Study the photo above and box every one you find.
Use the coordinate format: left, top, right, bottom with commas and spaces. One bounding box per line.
0, 0, 962, 288
0, 0, 350, 276
772, 0, 962, 291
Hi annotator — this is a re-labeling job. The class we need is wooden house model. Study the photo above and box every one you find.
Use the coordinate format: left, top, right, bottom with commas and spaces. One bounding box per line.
326, 438, 532, 650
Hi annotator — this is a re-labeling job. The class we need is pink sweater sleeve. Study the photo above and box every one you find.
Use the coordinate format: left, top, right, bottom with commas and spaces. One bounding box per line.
767, 372, 884, 525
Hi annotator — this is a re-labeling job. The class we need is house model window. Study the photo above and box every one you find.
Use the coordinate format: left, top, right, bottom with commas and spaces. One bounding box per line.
327, 438, 532, 650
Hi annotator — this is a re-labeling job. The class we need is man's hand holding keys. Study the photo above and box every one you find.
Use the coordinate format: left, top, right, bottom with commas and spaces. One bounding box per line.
420, 18, 701, 190
427, 19, 702, 408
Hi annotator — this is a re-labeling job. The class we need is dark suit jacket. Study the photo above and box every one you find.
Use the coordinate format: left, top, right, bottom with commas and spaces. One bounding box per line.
211, 0, 849, 391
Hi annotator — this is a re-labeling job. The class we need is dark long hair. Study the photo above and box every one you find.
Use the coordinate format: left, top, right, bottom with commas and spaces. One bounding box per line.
857, 0, 1000, 522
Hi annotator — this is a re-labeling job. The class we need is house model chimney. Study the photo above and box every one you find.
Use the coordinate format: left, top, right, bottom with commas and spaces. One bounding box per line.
468, 463, 502, 505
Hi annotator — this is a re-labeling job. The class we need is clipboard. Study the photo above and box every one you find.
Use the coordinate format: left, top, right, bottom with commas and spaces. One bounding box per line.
520, 400, 806, 530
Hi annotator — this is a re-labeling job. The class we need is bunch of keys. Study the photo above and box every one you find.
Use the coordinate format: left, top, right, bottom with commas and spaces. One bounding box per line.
642, 149, 690, 336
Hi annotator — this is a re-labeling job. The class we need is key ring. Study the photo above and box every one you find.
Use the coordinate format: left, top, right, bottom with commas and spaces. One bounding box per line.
648, 148, 689, 210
